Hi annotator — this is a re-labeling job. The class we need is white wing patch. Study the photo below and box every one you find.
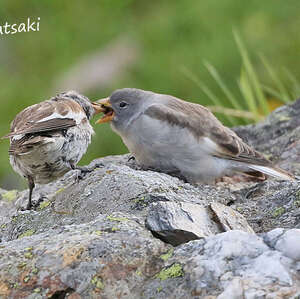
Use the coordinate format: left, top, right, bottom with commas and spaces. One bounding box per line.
37, 111, 86, 125
12, 134, 24, 141
248, 164, 294, 181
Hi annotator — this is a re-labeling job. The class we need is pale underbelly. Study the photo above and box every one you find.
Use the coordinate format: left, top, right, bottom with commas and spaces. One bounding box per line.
10, 128, 92, 184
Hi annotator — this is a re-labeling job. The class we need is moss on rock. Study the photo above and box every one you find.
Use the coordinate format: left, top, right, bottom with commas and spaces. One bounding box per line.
155, 263, 183, 281
2, 190, 17, 202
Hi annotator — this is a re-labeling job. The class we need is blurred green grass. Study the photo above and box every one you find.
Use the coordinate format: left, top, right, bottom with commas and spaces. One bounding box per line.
182, 31, 300, 126
0, 0, 299, 188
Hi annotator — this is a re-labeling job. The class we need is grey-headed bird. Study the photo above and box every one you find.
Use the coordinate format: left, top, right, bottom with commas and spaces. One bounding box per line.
95, 88, 294, 183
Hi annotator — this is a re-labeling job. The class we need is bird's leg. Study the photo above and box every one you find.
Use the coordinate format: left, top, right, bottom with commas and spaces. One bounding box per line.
127, 155, 141, 170
27, 176, 35, 210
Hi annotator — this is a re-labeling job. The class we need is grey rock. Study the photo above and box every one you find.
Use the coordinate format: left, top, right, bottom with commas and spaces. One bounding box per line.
210, 202, 254, 234
217, 278, 244, 299
146, 201, 254, 246
146, 202, 220, 246
275, 229, 300, 261
142, 230, 300, 299
0, 213, 169, 298
264, 228, 300, 261
145, 231, 300, 298
232, 180, 300, 233
0, 155, 235, 243
0, 188, 20, 226
0, 99, 300, 298
233, 99, 300, 175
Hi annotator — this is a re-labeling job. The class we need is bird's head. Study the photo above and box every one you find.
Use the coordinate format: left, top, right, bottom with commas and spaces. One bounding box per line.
55, 90, 104, 120
94, 88, 154, 130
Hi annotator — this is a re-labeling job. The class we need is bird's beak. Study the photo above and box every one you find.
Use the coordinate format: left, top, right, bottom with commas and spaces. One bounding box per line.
93, 97, 115, 124
91, 102, 106, 114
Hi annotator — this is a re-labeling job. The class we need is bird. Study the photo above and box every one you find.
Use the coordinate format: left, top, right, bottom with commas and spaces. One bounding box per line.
3, 91, 103, 210
94, 88, 295, 184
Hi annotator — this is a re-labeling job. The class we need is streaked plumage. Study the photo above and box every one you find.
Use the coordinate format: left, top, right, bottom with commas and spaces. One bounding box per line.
3, 91, 102, 209
95, 88, 294, 183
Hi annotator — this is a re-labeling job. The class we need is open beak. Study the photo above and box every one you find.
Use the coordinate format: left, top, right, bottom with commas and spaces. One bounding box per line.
91, 102, 106, 114
93, 98, 115, 124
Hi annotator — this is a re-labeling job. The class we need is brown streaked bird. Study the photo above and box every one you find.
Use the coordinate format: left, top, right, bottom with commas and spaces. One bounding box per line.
3, 91, 103, 210
94, 88, 295, 183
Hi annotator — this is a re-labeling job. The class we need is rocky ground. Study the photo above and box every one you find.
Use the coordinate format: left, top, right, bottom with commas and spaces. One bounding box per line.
0, 100, 300, 299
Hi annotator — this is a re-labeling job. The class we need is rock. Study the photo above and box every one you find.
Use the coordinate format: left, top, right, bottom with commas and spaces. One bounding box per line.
210, 202, 254, 234
0, 155, 236, 243
142, 230, 300, 299
0, 188, 20, 228
233, 99, 300, 175
231, 180, 300, 233
146, 201, 254, 246
264, 228, 300, 261
217, 278, 244, 299
0, 100, 300, 298
0, 213, 169, 298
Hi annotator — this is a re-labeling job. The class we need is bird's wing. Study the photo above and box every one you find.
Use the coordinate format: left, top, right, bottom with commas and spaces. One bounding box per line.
2, 99, 83, 139
144, 100, 270, 166
8, 135, 54, 155
3, 118, 76, 138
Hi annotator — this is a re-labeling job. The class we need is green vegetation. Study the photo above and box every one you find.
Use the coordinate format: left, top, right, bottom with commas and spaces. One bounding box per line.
23, 276, 30, 283
160, 248, 174, 262
0, 1, 299, 188
38, 200, 51, 210
18, 229, 35, 239
54, 188, 65, 195
272, 207, 286, 218
106, 215, 128, 222
91, 276, 104, 290
183, 31, 300, 125
155, 263, 184, 281
24, 251, 33, 259
136, 270, 142, 276
2, 190, 17, 202
111, 227, 119, 232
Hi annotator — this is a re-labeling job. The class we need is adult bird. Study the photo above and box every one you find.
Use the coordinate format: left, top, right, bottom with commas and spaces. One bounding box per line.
3, 91, 103, 210
95, 88, 294, 183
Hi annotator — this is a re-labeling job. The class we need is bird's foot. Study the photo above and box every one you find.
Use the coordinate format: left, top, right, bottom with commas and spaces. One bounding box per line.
32, 195, 47, 210
126, 156, 141, 170
73, 163, 104, 182
127, 155, 136, 162
21, 203, 32, 211
21, 195, 46, 211
19, 199, 33, 211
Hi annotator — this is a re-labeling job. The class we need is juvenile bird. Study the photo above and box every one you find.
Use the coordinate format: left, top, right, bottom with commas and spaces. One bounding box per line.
95, 88, 294, 183
3, 91, 103, 209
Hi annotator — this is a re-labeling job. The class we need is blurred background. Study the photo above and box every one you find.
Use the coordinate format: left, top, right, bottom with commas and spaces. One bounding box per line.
0, 0, 299, 189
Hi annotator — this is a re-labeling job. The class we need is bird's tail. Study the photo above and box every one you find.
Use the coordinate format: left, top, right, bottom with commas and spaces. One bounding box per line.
248, 164, 295, 181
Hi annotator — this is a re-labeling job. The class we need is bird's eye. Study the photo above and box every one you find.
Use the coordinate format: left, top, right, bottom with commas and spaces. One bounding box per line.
119, 101, 128, 108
